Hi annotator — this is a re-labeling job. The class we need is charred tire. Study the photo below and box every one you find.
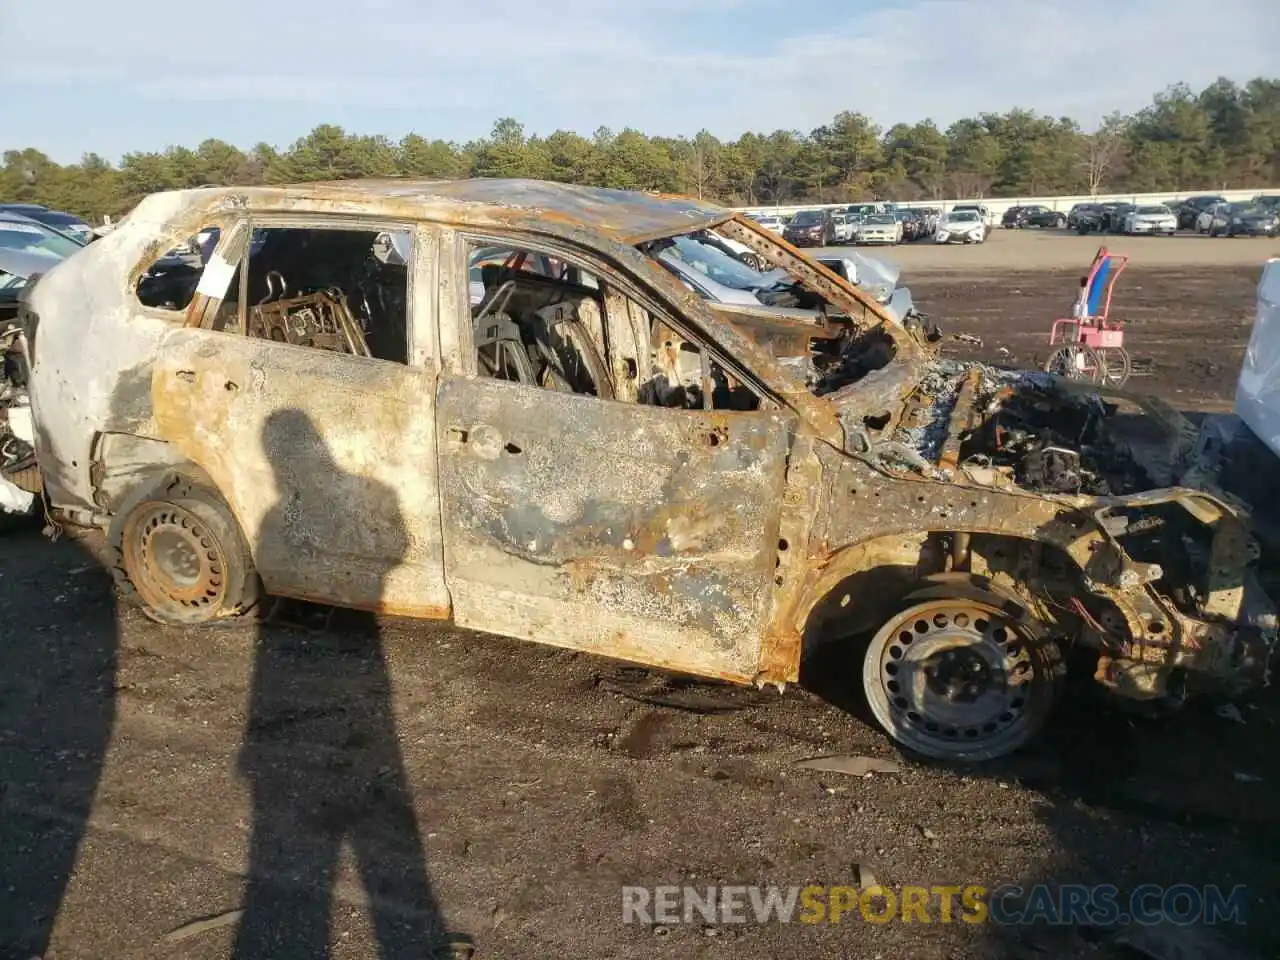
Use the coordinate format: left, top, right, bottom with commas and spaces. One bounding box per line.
110, 476, 259, 624
862, 576, 1061, 761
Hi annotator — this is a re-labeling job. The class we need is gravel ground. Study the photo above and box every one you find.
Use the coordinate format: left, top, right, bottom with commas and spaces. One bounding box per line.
1, 231, 1278, 960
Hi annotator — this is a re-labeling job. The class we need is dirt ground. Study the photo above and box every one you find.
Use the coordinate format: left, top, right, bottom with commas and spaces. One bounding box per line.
896, 230, 1275, 413
2, 232, 1279, 960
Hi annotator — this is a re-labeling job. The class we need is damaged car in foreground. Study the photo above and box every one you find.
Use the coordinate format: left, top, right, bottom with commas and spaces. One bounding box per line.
17, 179, 1276, 761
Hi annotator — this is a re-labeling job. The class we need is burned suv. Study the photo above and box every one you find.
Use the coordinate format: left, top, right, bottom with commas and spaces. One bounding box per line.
19, 179, 1275, 761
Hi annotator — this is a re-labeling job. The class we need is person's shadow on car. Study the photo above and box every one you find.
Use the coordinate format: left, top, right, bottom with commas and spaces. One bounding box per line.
233, 408, 450, 959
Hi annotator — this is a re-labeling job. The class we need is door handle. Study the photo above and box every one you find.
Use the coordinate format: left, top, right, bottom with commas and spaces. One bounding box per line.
175, 369, 195, 383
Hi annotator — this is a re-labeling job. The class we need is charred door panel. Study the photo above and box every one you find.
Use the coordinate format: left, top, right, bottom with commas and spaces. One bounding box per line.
151, 327, 449, 617
435, 374, 793, 681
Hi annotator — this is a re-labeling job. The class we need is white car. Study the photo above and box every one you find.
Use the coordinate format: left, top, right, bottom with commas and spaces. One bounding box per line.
750, 214, 784, 234
831, 213, 855, 244
1123, 204, 1177, 235
1196, 203, 1228, 234
854, 214, 901, 245
935, 210, 987, 244
950, 204, 995, 230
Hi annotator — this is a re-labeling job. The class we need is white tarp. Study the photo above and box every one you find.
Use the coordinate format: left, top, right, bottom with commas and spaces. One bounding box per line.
1236, 258, 1280, 456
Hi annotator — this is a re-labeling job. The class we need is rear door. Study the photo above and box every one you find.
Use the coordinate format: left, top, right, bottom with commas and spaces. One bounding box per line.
151, 217, 450, 618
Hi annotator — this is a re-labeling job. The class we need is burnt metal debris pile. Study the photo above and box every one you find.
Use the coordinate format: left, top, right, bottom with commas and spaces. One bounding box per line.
892, 360, 1154, 496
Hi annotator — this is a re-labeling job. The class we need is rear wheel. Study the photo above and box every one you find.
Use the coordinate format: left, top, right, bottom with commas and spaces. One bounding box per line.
1095, 347, 1131, 388
862, 583, 1061, 760
111, 476, 259, 624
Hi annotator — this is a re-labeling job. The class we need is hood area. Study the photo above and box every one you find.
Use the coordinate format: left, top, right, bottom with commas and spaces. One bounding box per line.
840, 359, 1199, 498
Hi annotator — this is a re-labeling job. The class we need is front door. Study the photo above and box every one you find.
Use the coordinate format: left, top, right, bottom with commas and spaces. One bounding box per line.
435, 374, 793, 681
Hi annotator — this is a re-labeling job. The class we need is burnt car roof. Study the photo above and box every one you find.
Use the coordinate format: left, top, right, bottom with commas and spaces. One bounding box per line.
156, 178, 732, 245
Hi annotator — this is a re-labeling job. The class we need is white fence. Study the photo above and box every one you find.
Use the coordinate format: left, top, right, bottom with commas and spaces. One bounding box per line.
736, 188, 1280, 219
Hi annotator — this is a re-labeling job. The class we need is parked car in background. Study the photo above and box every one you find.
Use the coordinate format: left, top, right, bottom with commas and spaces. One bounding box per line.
749, 213, 785, 234
846, 202, 889, 219
0, 211, 87, 322
1122, 203, 1178, 235
951, 203, 995, 230
935, 209, 987, 243
783, 209, 835, 247
896, 209, 922, 242
1026, 205, 1066, 228
1067, 203, 1102, 230
1196, 203, 1225, 234
1254, 194, 1280, 213
1177, 194, 1227, 230
914, 207, 940, 236
998, 204, 1059, 229
1204, 202, 1279, 237
0, 203, 95, 243
1002, 205, 1065, 228
1101, 202, 1136, 232
831, 212, 855, 244
1, 210, 87, 517
853, 213, 902, 245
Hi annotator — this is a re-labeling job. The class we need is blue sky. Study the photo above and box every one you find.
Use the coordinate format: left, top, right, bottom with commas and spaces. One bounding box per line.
3, 0, 1277, 163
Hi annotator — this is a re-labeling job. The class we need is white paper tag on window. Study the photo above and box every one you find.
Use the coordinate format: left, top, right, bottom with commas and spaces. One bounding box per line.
196, 253, 236, 299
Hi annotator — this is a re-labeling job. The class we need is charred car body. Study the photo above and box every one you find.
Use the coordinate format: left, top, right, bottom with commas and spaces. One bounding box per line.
17, 179, 1276, 761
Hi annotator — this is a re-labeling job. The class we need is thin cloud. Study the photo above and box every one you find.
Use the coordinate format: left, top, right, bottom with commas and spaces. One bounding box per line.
1, 0, 1275, 160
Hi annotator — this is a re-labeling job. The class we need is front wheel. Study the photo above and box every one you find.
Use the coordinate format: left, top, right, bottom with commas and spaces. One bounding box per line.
862, 584, 1061, 760
1044, 343, 1104, 382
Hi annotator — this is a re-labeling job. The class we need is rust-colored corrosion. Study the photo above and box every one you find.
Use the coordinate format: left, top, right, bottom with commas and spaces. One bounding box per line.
937, 367, 981, 473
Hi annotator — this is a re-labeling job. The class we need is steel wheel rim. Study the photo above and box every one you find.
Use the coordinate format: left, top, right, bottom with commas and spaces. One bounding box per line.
865, 599, 1044, 756
123, 501, 228, 616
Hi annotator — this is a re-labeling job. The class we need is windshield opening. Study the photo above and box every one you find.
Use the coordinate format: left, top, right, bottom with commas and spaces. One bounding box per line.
638, 221, 909, 399
650, 232, 777, 292
1137, 206, 1169, 215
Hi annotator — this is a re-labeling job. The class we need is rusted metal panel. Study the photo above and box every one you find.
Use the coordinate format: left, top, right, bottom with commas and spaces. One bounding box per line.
757, 431, 826, 685
151, 328, 450, 618
710, 303, 842, 359
771, 443, 1267, 693
279, 178, 731, 244
601, 289, 649, 403
435, 372, 793, 682
937, 367, 982, 473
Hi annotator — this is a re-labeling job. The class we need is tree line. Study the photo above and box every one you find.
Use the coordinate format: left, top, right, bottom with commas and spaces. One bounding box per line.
3, 77, 1277, 223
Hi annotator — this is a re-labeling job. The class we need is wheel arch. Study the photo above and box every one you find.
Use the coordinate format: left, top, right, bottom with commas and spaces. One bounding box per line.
794, 529, 1097, 655
90, 431, 218, 517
